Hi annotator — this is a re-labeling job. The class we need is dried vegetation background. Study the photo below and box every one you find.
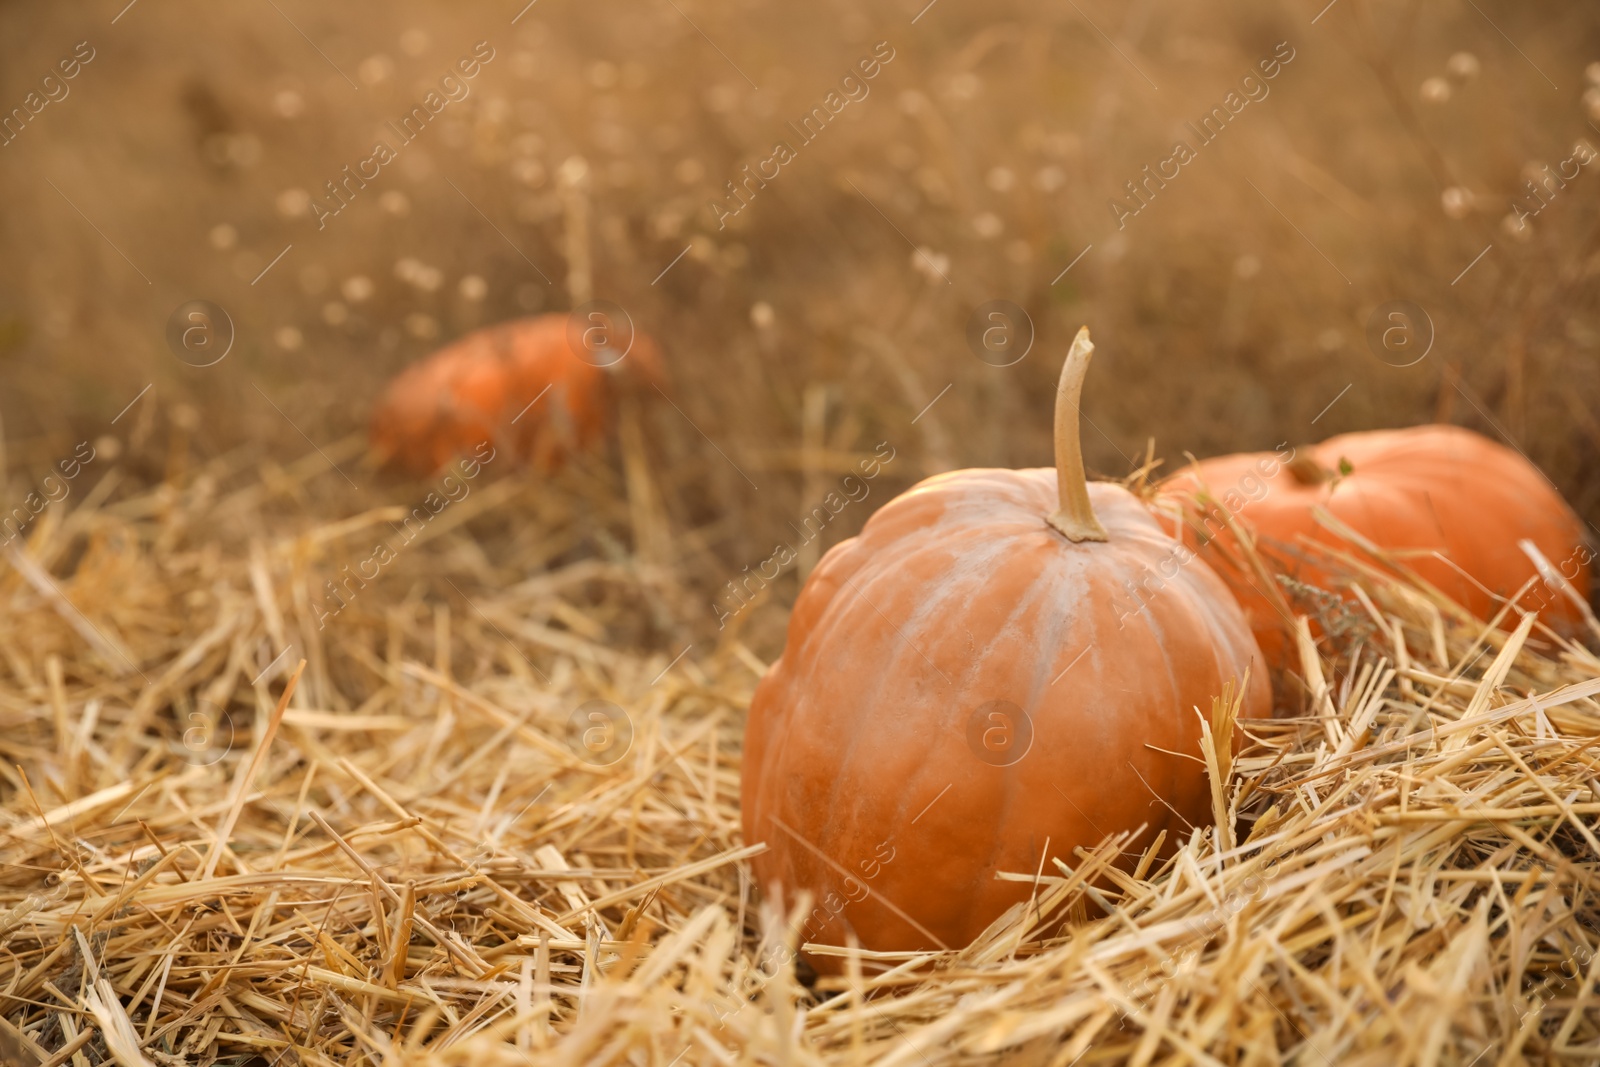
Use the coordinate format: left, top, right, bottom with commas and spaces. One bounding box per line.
2, 0, 1600, 1063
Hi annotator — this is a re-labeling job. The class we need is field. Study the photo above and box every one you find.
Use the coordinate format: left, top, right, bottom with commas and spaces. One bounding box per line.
3, 0, 1600, 1063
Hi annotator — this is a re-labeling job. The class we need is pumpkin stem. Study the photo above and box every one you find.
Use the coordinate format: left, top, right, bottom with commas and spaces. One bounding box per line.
1285, 453, 1330, 485
1046, 327, 1109, 543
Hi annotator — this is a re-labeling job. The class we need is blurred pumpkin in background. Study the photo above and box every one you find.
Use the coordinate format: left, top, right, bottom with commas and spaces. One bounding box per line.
741, 328, 1268, 969
369, 312, 665, 476
1154, 425, 1593, 670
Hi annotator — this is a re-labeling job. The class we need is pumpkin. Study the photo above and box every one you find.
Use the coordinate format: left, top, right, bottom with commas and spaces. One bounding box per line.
1153, 425, 1592, 670
740, 328, 1269, 967
369, 312, 664, 475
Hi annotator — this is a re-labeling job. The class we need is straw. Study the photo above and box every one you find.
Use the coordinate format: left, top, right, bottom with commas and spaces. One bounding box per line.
2, 439, 1600, 1065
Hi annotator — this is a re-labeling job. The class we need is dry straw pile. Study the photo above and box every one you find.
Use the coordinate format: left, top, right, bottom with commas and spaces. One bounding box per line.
2, 445, 1600, 1066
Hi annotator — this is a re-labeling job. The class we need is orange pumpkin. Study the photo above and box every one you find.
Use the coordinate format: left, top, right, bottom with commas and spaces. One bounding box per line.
741, 328, 1269, 967
369, 312, 664, 475
1153, 426, 1592, 669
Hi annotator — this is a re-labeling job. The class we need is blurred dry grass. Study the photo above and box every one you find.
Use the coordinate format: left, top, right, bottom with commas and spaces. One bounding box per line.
2, 0, 1599, 626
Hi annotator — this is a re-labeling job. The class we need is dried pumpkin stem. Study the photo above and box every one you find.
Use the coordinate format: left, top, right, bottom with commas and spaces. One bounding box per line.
1286, 453, 1329, 485
1046, 326, 1109, 543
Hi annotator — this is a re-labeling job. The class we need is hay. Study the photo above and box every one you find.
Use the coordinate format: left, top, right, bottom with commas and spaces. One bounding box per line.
3, 442, 1600, 1066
